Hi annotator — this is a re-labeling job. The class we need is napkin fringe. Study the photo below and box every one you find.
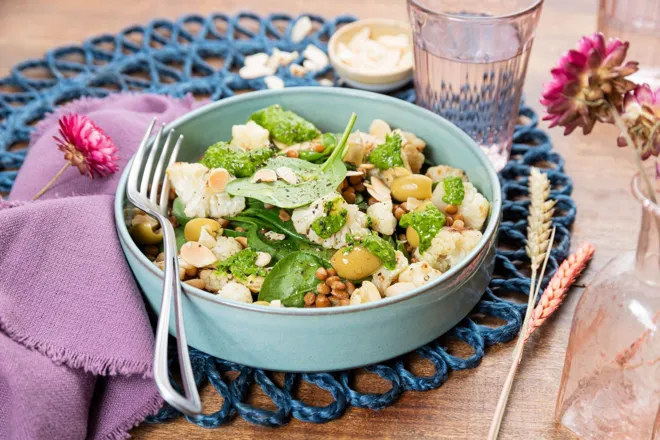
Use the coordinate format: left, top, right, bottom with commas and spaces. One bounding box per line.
102, 393, 164, 440
0, 315, 154, 378
30, 92, 201, 144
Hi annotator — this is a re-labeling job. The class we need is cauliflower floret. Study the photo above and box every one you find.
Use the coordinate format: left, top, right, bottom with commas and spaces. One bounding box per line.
167, 162, 246, 218
230, 120, 270, 150
372, 250, 409, 293
211, 236, 243, 262
398, 261, 442, 287
291, 193, 370, 249
217, 281, 253, 303
425, 165, 467, 183
416, 227, 483, 272
393, 129, 426, 173
431, 181, 490, 230
384, 282, 417, 297
199, 269, 233, 292
367, 200, 397, 235
349, 281, 382, 305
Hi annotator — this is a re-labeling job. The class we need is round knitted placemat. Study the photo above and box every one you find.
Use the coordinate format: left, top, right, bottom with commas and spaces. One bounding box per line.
0, 12, 576, 428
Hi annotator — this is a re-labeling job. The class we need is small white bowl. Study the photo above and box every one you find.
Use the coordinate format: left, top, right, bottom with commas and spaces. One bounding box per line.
328, 19, 413, 93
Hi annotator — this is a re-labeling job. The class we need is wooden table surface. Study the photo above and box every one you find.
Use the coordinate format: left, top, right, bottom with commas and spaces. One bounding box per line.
0, 0, 639, 438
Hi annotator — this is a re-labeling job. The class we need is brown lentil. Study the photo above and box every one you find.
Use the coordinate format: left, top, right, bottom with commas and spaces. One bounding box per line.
218, 218, 230, 228
328, 296, 343, 306
235, 227, 245, 232
144, 245, 159, 258
331, 280, 347, 291
264, 203, 274, 209
331, 289, 349, 300
279, 209, 291, 222
313, 143, 325, 153
326, 275, 340, 285
316, 294, 330, 307
346, 280, 356, 294
317, 282, 331, 295
184, 279, 206, 289
353, 183, 366, 192
185, 267, 198, 278
338, 299, 350, 306
445, 204, 458, 215
327, 268, 337, 277
286, 149, 299, 158
303, 292, 316, 306
344, 185, 356, 195
394, 207, 406, 220
315, 267, 328, 280
454, 213, 464, 222
445, 216, 454, 227
453, 219, 465, 230
168, 216, 178, 227
342, 191, 356, 204
398, 233, 407, 242
410, 257, 419, 263
349, 175, 363, 185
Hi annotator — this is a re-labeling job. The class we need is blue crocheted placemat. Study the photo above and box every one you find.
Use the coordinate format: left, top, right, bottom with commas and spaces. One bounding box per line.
0, 12, 576, 428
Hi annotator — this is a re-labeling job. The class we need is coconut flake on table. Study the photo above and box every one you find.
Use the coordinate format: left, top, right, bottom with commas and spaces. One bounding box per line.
340, 28, 412, 71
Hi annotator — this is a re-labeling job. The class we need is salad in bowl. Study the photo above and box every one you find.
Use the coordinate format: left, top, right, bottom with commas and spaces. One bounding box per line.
128, 104, 490, 309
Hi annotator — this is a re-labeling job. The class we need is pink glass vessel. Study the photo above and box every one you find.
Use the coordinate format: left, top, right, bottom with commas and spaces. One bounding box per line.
556, 170, 660, 439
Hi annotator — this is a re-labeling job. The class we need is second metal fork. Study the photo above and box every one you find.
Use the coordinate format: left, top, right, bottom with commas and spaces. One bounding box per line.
126, 118, 202, 416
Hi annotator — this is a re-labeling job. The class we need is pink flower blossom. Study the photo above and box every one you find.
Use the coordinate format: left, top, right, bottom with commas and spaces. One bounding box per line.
540, 33, 638, 135
618, 84, 660, 159
53, 113, 119, 178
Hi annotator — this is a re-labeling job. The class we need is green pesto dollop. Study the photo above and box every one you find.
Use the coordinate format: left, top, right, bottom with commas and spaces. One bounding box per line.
361, 234, 396, 269
367, 132, 404, 170
249, 104, 319, 145
310, 198, 348, 239
216, 248, 268, 281
200, 142, 274, 178
442, 176, 465, 206
399, 204, 446, 253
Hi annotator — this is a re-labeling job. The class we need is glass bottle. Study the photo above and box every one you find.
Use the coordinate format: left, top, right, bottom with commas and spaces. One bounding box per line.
555, 170, 660, 439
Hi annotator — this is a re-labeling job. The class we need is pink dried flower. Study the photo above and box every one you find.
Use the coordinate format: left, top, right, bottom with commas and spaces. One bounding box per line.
54, 113, 119, 178
32, 113, 119, 200
541, 32, 638, 135
618, 84, 660, 159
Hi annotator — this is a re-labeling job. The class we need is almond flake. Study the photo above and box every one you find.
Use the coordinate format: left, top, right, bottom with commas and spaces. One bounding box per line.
276, 167, 298, 184
291, 16, 312, 43
252, 169, 278, 183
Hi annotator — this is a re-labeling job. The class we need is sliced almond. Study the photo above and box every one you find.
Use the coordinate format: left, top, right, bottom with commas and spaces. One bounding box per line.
276, 167, 298, 184
255, 252, 272, 267
358, 163, 376, 171
207, 168, 231, 193
291, 16, 312, 43
365, 176, 391, 202
406, 197, 424, 212
302, 59, 319, 72
180, 242, 218, 268
252, 169, 277, 183
345, 170, 364, 177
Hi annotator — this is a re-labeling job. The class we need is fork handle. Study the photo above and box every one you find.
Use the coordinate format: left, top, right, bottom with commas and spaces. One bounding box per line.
153, 217, 202, 416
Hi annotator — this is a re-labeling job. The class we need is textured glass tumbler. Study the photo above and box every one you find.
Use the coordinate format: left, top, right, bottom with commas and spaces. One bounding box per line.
407, 0, 543, 171
598, 0, 660, 87
556, 171, 660, 440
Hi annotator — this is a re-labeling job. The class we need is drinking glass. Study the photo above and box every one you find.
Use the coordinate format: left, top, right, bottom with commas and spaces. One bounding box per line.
407, 0, 543, 171
598, 0, 660, 87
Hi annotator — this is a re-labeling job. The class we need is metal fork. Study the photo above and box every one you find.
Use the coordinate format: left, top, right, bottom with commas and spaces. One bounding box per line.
126, 118, 202, 416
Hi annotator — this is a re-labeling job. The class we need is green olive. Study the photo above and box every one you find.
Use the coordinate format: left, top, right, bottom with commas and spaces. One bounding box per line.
406, 227, 420, 248
390, 174, 433, 202
184, 218, 222, 242
330, 246, 382, 280
130, 223, 163, 245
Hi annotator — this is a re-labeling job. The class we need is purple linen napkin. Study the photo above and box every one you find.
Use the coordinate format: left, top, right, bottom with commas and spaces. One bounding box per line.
0, 93, 203, 439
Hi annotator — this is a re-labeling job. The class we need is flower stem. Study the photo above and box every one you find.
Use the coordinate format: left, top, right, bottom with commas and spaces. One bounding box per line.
609, 103, 658, 204
32, 162, 71, 200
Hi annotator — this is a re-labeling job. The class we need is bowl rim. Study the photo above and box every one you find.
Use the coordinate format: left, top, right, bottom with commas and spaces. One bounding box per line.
327, 18, 413, 79
114, 87, 502, 316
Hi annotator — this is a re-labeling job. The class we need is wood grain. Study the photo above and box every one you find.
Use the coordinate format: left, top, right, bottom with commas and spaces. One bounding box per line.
0, 0, 638, 439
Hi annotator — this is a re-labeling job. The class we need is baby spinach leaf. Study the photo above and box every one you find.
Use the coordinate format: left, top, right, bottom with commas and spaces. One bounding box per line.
298, 133, 338, 163
258, 251, 330, 307
225, 113, 358, 208
200, 142, 274, 178
172, 198, 193, 226
249, 105, 319, 145
174, 226, 187, 250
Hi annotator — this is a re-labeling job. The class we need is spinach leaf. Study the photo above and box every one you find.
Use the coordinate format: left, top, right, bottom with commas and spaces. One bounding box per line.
258, 251, 330, 307
174, 226, 187, 250
226, 113, 358, 208
200, 142, 274, 178
298, 133, 338, 164
172, 198, 193, 226
249, 105, 319, 145
367, 132, 404, 170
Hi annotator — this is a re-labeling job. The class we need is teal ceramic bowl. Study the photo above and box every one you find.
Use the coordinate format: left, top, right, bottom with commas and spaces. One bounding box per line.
114, 87, 501, 372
